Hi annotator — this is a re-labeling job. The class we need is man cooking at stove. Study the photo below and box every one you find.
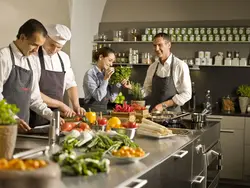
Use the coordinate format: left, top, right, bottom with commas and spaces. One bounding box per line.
143, 33, 192, 112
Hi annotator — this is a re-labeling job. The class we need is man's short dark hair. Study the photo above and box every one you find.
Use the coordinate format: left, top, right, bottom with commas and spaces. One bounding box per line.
16, 19, 47, 39
153, 33, 171, 42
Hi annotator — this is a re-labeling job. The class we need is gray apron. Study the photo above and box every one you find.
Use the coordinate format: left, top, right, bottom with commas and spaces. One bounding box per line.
149, 55, 181, 112
84, 72, 111, 113
2, 45, 32, 123
29, 47, 65, 127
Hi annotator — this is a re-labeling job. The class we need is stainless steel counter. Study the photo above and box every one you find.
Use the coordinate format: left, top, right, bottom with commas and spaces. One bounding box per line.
15, 121, 219, 188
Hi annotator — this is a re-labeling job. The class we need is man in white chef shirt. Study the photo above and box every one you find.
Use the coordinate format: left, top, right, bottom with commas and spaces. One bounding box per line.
29, 24, 85, 127
0, 19, 55, 132
143, 33, 192, 112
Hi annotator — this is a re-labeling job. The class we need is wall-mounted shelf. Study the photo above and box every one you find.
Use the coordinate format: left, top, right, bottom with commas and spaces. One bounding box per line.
91, 63, 250, 69
189, 64, 250, 70
197, 64, 250, 68
91, 63, 150, 66
93, 41, 250, 44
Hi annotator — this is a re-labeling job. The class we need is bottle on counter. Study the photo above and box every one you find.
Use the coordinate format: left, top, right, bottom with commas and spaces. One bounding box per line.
188, 82, 196, 112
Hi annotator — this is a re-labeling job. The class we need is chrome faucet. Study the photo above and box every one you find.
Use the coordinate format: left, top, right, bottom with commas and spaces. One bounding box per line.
203, 90, 212, 114
49, 110, 61, 147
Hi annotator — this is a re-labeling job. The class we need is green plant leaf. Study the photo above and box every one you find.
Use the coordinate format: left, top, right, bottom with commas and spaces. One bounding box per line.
237, 85, 250, 97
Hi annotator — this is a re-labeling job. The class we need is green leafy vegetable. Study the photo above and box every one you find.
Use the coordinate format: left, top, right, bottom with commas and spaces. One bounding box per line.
110, 66, 132, 85
52, 149, 110, 176
0, 99, 19, 124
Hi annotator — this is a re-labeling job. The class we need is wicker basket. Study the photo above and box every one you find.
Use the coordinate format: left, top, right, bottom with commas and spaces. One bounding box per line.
0, 124, 17, 159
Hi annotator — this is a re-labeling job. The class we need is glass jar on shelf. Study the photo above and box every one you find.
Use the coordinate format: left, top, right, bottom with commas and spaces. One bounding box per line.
98, 33, 108, 41
121, 53, 127, 63
141, 53, 152, 64
128, 28, 139, 41
113, 30, 124, 42
116, 53, 122, 63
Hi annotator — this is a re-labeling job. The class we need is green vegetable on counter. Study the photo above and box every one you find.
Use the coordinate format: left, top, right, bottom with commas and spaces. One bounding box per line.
114, 92, 125, 104
62, 132, 138, 154
52, 149, 110, 176
109, 66, 132, 85
53, 132, 140, 176
0, 99, 19, 124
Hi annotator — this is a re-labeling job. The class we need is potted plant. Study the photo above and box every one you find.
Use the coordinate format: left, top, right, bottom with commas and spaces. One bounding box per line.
0, 99, 19, 159
130, 82, 146, 107
237, 85, 250, 113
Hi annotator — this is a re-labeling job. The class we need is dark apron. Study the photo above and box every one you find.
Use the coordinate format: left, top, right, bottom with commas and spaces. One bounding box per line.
2, 45, 32, 123
84, 72, 110, 113
29, 47, 65, 127
149, 55, 181, 112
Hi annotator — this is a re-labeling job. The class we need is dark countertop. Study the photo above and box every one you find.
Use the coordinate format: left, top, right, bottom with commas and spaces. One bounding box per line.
212, 111, 250, 117
15, 120, 220, 188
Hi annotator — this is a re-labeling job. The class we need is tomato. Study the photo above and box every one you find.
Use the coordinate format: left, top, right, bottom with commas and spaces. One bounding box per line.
77, 122, 90, 131
61, 122, 75, 131
97, 117, 108, 126
121, 122, 129, 128
127, 122, 137, 128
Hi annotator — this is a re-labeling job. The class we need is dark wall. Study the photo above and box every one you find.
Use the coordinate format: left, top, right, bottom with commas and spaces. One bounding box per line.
190, 66, 250, 111
123, 65, 250, 111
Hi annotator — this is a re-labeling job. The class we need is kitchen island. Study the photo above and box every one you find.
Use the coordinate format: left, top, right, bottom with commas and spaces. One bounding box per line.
15, 119, 221, 188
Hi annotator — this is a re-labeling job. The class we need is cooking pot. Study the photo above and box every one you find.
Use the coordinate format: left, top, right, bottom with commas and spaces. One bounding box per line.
191, 113, 207, 123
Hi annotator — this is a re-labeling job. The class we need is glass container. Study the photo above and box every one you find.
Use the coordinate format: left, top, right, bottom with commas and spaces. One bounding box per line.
222, 96, 235, 113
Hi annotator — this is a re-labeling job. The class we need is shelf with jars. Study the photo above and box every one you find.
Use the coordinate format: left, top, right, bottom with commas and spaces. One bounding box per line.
92, 41, 250, 44
94, 26, 250, 43
184, 50, 250, 68
92, 26, 250, 70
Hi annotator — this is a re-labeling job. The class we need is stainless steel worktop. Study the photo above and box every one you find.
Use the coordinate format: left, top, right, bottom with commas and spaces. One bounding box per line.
15, 120, 219, 188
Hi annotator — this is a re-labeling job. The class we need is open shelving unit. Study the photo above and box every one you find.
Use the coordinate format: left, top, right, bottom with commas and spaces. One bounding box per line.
93, 41, 250, 44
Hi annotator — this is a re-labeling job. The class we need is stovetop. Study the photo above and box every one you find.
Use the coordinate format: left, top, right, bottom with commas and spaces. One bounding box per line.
161, 119, 218, 130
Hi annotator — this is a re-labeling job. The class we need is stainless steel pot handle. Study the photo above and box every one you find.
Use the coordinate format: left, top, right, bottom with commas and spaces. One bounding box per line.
193, 175, 205, 184
173, 150, 188, 159
124, 179, 148, 188
220, 129, 234, 133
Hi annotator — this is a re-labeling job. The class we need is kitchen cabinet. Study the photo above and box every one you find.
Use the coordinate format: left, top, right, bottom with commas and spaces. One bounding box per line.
139, 143, 193, 188
220, 116, 244, 180
244, 117, 250, 177
244, 146, 250, 176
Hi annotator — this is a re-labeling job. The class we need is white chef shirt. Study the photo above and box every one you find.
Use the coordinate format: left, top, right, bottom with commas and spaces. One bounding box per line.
32, 48, 77, 93
0, 42, 53, 120
143, 53, 192, 106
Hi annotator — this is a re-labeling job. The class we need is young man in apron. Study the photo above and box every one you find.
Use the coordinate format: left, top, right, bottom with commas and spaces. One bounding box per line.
29, 24, 85, 127
0, 19, 56, 132
143, 33, 192, 112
